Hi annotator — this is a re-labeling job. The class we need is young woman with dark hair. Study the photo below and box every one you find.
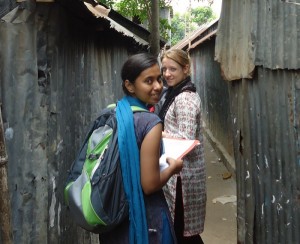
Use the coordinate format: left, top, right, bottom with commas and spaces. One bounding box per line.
99, 53, 183, 244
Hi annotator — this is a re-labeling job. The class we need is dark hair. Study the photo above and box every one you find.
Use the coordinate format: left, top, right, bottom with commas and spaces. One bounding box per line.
121, 53, 158, 95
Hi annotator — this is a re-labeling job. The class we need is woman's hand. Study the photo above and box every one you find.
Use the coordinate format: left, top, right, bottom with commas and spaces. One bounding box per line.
166, 157, 183, 174
140, 123, 185, 194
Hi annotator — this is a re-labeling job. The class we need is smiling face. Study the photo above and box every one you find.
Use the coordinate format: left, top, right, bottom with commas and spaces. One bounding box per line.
161, 57, 189, 87
125, 64, 163, 105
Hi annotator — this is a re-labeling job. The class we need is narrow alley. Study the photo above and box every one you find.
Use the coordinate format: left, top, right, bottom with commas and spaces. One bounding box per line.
202, 135, 237, 244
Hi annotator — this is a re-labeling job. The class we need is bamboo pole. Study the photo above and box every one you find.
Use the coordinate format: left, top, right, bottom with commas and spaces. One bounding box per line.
0, 105, 13, 244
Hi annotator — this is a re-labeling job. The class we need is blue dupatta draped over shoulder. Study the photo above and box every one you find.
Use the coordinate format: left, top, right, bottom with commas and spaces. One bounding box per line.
116, 96, 149, 244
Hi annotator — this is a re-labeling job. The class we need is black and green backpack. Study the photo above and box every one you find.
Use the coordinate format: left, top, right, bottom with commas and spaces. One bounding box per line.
64, 104, 147, 233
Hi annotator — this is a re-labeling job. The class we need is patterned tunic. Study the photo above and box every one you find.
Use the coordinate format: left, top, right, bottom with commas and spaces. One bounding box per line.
163, 91, 206, 236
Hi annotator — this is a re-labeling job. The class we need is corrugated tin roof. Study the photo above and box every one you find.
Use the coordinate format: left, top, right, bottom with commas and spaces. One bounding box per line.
57, 0, 155, 47
0, 0, 17, 18
84, 2, 148, 45
76, 0, 165, 48
172, 18, 219, 51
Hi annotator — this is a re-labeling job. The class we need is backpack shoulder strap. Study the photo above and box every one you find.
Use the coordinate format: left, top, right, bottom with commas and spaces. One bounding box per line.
107, 103, 149, 113
107, 103, 117, 109
130, 106, 148, 112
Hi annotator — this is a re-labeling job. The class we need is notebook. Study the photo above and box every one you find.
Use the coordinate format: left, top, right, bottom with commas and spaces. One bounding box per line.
159, 137, 200, 171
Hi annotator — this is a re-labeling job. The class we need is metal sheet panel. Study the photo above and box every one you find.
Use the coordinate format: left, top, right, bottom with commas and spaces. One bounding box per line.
215, 0, 300, 81
190, 39, 234, 160
0, 0, 17, 18
215, 0, 255, 81
229, 68, 300, 243
254, 0, 300, 69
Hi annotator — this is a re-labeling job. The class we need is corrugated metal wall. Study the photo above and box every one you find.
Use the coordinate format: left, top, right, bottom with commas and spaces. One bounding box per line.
253, 0, 300, 70
215, 0, 300, 243
191, 38, 234, 160
0, 3, 147, 243
0, 0, 17, 18
229, 68, 300, 244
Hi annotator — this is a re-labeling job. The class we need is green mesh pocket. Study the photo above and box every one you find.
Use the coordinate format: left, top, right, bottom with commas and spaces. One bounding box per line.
85, 126, 113, 177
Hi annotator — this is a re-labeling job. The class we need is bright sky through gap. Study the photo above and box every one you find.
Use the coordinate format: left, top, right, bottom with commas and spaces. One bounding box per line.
171, 0, 222, 17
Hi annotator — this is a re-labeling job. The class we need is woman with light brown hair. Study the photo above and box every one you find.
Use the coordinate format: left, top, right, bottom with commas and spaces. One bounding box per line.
158, 49, 207, 244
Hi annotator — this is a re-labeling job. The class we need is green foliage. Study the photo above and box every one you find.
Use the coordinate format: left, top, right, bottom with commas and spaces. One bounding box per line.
191, 6, 216, 25
170, 13, 186, 46
158, 18, 172, 42
170, 6, 216, 46
114, 0, 150, 23
97, 0, 115, 8
97, 0, 170, 23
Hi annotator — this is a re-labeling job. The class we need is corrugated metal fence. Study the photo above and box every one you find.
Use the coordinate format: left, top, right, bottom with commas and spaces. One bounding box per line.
191, 38, 234, 164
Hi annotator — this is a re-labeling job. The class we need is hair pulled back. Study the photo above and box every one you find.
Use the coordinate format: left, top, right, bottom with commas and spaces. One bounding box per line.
121, 53, 158, 95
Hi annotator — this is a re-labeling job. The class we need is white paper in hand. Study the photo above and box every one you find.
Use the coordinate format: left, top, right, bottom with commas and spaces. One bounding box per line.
159, 154, 169, 171
159, 137, 200, 171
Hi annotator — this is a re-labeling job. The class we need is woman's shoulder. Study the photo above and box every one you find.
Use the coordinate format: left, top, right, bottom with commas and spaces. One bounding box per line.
135, 110, 161, 120
134, 111, 162, 129
175, 91, 200, 103
133, 111, 162, 147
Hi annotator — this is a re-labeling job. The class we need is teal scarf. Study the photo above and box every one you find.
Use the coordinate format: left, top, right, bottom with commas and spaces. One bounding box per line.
116, 96, 149, 244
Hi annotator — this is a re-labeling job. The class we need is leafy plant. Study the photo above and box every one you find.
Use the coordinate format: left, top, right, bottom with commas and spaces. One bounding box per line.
191, 6, 216, 25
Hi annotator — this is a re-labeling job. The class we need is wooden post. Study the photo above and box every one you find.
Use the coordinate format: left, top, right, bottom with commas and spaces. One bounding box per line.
0, 105, 13, 244
149, 0, 160, 56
